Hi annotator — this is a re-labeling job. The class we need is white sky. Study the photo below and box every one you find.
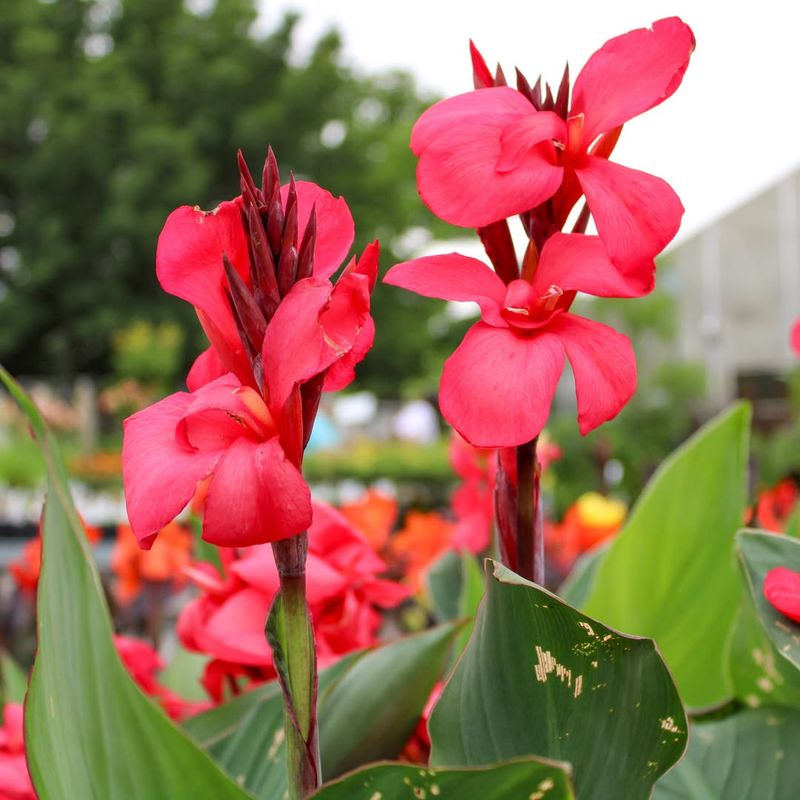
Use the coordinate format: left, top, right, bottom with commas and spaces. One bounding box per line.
258, 0, 800, 243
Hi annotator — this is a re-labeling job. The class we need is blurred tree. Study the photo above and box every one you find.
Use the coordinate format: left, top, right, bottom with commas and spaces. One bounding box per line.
0, 0, 458, 393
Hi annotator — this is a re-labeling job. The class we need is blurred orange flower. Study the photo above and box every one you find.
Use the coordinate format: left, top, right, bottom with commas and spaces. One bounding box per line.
112, 522, 193, 604
547, 492, 626, 573
390, 511, 455, 591
339, 489, 398, 551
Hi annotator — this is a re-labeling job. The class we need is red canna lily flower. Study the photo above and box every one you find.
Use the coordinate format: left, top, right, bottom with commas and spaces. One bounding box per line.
764, 567, 800, 624
791, 319, 800, 356
177, 500, 409, 700
123, 150, 378, 549
385, 233, 636, 447
412, 18, 694, 284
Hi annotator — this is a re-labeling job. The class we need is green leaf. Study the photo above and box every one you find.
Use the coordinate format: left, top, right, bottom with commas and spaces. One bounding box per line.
429, 560, 687, 800
0, 650, 28, 704
454, 552, 484, 655
427, 551, 462, 622
557, 544, 608, 608
582, 404, 750, 709
185, 625, 459, 799
320, 622, 459, 778
0, 366, 254, 800
737, 530, 800, 672
785, 506, 800, 539
311, 757, 575, 799
653, 708, 800, 799
727, 606, 800, 710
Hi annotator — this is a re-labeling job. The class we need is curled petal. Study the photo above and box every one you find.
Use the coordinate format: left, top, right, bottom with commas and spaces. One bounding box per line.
385, 254, 506, 325
535, 233, 654, 298
186, 347, 228, 392
497, 111, 567, 172
549, 314, 637, 435
283, 181, 355, 279
156, 200, 248, 343
323, 314, 375, 392
412, 87, 563, 228
572, 17, 695, 144
203, 437, 312, 547
577, 156, 683, 274
440, 323, 565, 448
123, 393, 222, 548
264, 275, 371, 411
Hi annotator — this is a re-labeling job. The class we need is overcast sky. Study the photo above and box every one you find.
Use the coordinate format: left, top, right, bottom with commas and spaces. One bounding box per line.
258, 0, 800, 243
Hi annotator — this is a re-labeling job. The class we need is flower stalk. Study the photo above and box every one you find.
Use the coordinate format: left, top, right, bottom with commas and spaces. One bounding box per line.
268, 534, 320, 800
515, 437, 544, 584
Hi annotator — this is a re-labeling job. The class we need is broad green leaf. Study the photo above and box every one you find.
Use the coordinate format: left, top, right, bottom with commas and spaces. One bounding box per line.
319, 622, 459, 778
0, 366, 254, 800
728, 606, 800, 710
429, 560, 687, 800
185, 625, 459, 798
427, 550, 462, 621
583, 404, 750, 708
557, 544, 608, 608
184, 649, 362, 800
0, 650, 28, 704
311, 757, 575, 799
737, 530, 800, 671
653, 708, 800, 799
454, 552, 483, 655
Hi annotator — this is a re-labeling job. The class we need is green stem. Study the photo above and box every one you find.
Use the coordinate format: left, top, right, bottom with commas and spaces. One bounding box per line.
269, 534, 320, 800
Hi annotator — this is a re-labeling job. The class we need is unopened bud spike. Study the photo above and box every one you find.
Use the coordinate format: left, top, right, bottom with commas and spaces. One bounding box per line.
262, 147, 280, 204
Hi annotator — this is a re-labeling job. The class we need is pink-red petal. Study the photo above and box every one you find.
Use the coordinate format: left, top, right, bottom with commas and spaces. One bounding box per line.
764, 567, 800, 623
577, 156, 683, 275
572, 17, 695, 145
202, 437, 312, 546
440, 323, 565, 448
263, 279, 335, 411
186, 347, 228, 392
549, 313, 637, 435
156, 200, 248, 339
123, 393, 223, 548
791, 319, 800, 356
412, 87, 564, 228
283, 181, 354, 280
385, 254, 506, 324
534, 233, 655, 298
264, 275, 371, 412
202, 588, 272, 665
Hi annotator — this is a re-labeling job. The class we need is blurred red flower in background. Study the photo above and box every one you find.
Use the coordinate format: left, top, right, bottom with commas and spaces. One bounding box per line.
177, 500, 408, 701
0, 704, 35, 800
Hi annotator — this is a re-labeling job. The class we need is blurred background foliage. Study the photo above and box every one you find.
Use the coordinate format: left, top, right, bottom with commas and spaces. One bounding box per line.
0, 0, 793, 513
0, 0, 464, 395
